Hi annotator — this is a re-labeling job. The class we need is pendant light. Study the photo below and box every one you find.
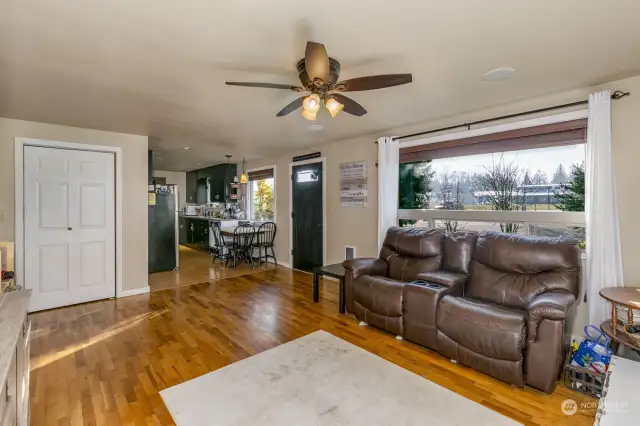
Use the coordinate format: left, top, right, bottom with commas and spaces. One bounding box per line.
239, 158, 248, 184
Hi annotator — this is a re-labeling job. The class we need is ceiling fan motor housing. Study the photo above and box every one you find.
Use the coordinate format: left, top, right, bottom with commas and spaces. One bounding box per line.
296, 57, 341, 92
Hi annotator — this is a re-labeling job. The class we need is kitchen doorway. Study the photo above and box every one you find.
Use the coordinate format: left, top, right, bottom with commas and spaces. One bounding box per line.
290, 159, 326, 272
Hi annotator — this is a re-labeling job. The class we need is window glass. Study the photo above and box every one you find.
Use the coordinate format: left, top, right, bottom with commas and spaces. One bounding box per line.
399, 144, 585, 213
248, 177, 274, 221
296, 170, 319, 183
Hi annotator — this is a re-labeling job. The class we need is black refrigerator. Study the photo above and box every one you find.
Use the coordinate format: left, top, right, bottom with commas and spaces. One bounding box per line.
149, 184, 179, 273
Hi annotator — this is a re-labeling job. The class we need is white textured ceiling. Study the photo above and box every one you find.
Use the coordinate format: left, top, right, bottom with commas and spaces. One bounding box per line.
2, 0, 640, 171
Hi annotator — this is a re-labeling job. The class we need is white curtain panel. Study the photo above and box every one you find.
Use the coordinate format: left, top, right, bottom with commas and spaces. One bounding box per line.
585, 90, 624, 326
377, 136, 399, 250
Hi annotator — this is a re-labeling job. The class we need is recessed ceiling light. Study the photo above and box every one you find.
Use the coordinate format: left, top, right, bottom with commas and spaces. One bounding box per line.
309, 124, 324, 131
482, 67, 515, 82
197, 162, 202, 165
183, 146, 190, 150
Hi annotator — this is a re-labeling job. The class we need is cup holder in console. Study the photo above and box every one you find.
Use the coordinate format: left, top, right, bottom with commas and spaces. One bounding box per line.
410, 280, 443, 290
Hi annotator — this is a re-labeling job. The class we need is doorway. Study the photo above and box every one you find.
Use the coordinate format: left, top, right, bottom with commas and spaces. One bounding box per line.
291, 160, 324, 272
19, 143, 117, 311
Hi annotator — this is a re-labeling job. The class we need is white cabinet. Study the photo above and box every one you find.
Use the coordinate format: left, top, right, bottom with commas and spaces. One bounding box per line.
0, 350, 17, 426
0, 315, 30, 426
16, 317, 29, 426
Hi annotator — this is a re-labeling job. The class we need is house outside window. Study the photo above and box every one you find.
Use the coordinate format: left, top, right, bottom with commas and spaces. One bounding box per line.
246, 167, 275, 221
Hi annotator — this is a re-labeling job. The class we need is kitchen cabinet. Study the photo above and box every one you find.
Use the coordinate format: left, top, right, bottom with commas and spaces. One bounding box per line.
183, 218, 210, 247
186, 171, 198, 204
185, 163, 237, 207
189, 164, 237, 203
196, 178, 209, 204
179, 218, 188, 244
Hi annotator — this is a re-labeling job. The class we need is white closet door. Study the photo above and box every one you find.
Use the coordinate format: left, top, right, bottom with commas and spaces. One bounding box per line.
24, 146, 115, 312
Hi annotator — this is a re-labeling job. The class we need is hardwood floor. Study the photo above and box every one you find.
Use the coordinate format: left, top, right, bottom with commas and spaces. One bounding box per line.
148, 245, 272, 292
30, 267, 595, 426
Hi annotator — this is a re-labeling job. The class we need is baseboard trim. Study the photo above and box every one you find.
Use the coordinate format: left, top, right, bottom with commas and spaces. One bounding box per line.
117, 286, 151, 298
277, 261, 292, 268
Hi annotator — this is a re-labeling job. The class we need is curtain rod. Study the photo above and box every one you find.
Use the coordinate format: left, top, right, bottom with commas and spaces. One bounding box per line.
386, 90, 630, 142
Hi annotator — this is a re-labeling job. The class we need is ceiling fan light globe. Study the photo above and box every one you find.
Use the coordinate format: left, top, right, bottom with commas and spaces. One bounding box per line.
302, 94, 321, 113
301, 109, 317, 121
325, 97, 344, 118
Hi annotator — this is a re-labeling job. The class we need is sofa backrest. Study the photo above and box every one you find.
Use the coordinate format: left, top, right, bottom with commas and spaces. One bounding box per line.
379, 226, 443, 281
466, 232, 580, 309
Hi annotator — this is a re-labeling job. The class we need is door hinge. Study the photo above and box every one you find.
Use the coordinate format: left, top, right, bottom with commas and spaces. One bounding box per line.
291, 174, 293, 181
291, 249, 294, 255
291, 212, 294, 219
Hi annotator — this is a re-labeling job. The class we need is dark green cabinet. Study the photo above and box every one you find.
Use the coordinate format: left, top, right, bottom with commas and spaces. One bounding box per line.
186, 171, 198, 204
183, 219, 209, 246
186, 164, 237, 204
179, 218, 187, 244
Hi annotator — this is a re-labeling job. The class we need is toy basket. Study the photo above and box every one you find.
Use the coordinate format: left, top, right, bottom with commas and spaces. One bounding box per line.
563, 353, 605, 398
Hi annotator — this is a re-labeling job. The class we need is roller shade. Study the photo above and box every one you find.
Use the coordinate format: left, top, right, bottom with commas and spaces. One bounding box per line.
400, 119, 587, 163
248, 168, 274, 181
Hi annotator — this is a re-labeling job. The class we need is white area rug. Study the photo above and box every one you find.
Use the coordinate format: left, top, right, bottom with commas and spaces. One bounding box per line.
161, 330, 519, 426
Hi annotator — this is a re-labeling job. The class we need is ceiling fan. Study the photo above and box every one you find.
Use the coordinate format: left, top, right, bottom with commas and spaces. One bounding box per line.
225, 42, 412, 120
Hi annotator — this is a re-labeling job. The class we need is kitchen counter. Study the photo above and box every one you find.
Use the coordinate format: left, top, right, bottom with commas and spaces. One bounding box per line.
180, 216, 241, 221
0, 289, 30, 387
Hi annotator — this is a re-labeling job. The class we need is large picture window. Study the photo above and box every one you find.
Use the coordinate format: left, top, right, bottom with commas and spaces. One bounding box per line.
247, 167, 275, 221
398, 117, 586, 239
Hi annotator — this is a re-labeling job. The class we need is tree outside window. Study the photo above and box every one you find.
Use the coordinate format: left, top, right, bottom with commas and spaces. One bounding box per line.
252, 178, 274, 220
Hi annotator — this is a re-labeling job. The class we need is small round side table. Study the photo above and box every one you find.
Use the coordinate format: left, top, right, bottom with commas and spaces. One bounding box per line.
599, 287, 640, 353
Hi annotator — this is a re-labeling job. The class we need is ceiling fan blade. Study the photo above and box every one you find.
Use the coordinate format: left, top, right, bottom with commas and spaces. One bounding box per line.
226, 82, 302, 91
332, 94, 367, 117
305, 42, 330, 81
338, 74, 412, 92
276, 97, 305, 117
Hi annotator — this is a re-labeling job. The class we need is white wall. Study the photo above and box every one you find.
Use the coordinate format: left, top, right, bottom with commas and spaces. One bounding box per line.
153, 170, 187, 209
0, 117, 149, 291
244, 135, 378, 266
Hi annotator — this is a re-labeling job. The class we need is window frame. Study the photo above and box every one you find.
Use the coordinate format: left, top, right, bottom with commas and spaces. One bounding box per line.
245, 165, 276, 222
396, 110, 587, 234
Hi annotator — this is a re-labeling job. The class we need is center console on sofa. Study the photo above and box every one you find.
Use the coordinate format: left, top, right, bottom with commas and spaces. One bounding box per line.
343, 226, 581, 394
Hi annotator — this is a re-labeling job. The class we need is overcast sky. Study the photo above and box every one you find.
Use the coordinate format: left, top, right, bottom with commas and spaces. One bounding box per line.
431, 144, 585, 178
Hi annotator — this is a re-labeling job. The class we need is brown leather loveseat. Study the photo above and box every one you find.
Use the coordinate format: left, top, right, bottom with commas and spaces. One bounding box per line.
343, 226, 580, 393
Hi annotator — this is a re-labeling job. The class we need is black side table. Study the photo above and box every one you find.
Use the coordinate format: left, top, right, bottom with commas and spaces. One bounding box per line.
313, 264, 346, 313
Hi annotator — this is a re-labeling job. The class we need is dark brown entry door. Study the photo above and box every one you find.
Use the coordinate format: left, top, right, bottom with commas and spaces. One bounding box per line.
292, 162, 323, 272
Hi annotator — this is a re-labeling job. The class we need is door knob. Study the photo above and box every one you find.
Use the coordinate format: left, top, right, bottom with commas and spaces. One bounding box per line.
67, 227, 72, 231
317, 224, 323, 227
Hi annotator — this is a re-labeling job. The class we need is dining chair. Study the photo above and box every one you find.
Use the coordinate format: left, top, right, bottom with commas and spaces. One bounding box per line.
229, 224, 256, 269
253, 222, 277, 267
209, 222, 231, 265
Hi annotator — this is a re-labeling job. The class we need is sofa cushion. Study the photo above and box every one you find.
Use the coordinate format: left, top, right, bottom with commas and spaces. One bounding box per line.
380, 226, 443, 258
466, 232, 581, 309
354, 275, 404, 317
442, 232, 477, 274
379, 227, 443, 281
437, 296, 526, 361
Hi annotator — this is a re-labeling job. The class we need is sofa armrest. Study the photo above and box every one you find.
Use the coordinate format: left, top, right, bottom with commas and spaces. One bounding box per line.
526, 290, 576, 343
342, 258, 387, 314
417, 270, 468, 288
342, 258, 387, 280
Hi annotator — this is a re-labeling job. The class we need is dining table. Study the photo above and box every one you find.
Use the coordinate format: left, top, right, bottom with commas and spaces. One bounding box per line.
220, 226, 264, 237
